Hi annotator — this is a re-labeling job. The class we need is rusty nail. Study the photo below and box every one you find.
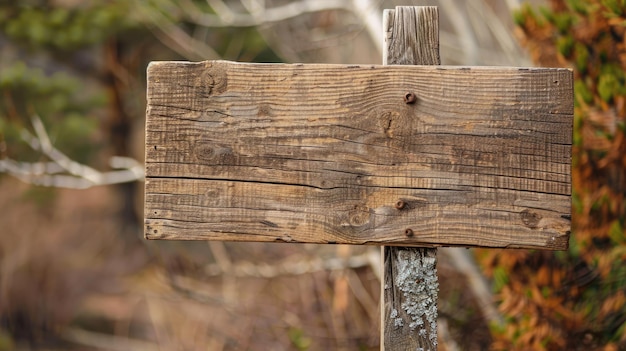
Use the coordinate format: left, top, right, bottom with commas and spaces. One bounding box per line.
394, 200, 406, 210
404, 92, 416, 104
405, 228, 414, 237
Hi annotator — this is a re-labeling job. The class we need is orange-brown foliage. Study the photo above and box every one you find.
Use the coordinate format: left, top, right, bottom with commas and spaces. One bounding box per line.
478, 1, 626, 350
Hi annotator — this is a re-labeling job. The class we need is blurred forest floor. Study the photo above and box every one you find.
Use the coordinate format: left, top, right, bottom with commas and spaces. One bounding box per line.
0, 177, 490, 350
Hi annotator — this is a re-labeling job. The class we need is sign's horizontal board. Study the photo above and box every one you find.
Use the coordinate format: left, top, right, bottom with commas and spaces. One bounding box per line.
145, 60, 572, 249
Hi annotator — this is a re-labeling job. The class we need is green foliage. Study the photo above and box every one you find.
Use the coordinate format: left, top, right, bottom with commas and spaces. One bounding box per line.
574, 42, 589, 74
556, 35, 575, 57
0, 1, 143, 168
609, 220, 624, 244
574, 80, 593, 106
567, 0, 593, 15
601, 0, 626, 15
20, 186, 57, 209
0, 2, 134, 51
0, 60, 100, 163
545, 10, 576, 33
598, 64, 626, 102
288, 328, 312, 351
492, 267, 509, 293
512, 6, 529, 27
0, 329, 14, 351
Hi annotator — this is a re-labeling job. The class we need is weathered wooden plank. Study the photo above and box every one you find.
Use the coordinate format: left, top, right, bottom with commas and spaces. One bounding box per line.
144, 59, 572, 249
384, 6, 440, 66
382, 7, 440, 351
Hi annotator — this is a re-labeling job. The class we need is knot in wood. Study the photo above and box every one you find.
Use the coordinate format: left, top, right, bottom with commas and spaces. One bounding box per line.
394, 200, 406, 210
404, 228, 414, 237
348, 204, 371, 227
520, 209, 542, 229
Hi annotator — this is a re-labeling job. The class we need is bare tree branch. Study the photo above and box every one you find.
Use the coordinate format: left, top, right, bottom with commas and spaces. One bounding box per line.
136, 1, 220, 61
0, 115, 144, 189
351, 0, 383, 53
441, 247, 504, 327
203, 249, 380, 279
177, 0, 354, 27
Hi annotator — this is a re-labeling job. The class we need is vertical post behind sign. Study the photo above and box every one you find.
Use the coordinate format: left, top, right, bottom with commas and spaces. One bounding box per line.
381, 6, 440, 351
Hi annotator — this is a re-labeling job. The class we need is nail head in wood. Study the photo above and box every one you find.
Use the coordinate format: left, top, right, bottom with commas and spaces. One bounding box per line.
394, 200, 406, 210
404, 92, 416, 104
405, 228, 414, 237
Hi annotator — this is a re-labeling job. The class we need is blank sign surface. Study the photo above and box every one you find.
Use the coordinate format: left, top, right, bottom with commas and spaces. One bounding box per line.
145, 60, 572, 249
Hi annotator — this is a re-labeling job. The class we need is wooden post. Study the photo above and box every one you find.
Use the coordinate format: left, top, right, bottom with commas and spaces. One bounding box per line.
381, 7, 440, 350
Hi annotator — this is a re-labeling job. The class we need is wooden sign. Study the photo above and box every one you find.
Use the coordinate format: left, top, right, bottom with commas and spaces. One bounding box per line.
145, 60, 572, 250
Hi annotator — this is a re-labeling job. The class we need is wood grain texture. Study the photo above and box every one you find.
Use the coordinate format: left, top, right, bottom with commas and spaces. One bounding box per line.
383, 6, 440, 66
144, 61, 572, 249
382, 7, 440, 351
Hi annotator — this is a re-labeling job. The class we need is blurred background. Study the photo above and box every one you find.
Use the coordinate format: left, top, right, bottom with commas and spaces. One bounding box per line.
0, 0, 624, 350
